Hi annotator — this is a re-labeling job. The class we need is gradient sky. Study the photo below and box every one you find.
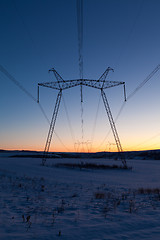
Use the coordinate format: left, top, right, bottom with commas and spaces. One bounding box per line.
1, 0, 160, 152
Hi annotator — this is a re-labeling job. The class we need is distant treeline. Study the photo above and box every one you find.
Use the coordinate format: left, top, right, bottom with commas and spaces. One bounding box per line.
1, 149, 159, 160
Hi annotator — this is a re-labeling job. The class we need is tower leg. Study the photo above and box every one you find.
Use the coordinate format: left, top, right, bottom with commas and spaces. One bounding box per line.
101, 89, 127, 167
42, 90, 62, 165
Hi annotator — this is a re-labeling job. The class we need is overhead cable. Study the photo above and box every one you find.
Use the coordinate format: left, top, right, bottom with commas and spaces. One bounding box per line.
96, 64, 160, 152
115, 64, 160, 122
0, 65, 70, 151
90, 93, 101, 152
62, 95, 76, 147
0, 65, 37, 102
77, 0, 85, 147
77, 0, 83, 79
114, 0, 144, 70
127, 64, 160, 100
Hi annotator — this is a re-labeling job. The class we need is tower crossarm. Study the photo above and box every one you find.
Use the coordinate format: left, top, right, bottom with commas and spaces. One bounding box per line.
38, 79, 124, 91
49, 68, 65, 82
92, 67, 114, 88
48, 68, 65, 89
98, 67, 114, 81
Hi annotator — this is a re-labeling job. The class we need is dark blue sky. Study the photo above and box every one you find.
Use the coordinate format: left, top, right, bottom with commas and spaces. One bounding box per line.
1, 0, 160, 152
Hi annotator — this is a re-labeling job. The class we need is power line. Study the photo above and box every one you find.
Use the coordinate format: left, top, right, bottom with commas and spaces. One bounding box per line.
77, 0, 85, 147
0, 65, 50, 125
111, 64, 160, 123
12, 0, 46, 67
114, 0, 144, 70
80, 100, 84, 143
77, 0, 83, 79
4, 3, 76, 152
127, 132, 160, 151
90, 92, 101, 152
0, 64, 70, 152
0, 65, 37, 102
62, 95, 76, 147
12, 0, 35, 49
38, 103, 50, 124
127, 64, 160, 100
114, 64, 160, 122
38, 103, 70, 151
95, 64, 160, 152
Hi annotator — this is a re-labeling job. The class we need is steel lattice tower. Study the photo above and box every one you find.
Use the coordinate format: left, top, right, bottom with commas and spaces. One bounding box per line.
38, 67, 127, 167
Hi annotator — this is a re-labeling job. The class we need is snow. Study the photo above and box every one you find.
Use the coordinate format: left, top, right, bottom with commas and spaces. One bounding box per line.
0, 152, 160, 239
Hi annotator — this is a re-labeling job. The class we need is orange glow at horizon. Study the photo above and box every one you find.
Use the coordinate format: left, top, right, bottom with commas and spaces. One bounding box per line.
1, 127, 160, 153
2, 141, 160, 153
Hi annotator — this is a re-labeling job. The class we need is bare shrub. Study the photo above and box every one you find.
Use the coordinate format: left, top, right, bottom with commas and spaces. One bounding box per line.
137, 188, 160, 195
94, 192, 105, 199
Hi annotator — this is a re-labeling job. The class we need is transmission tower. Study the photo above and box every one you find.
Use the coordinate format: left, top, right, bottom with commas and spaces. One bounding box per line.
38, 67, 127, 167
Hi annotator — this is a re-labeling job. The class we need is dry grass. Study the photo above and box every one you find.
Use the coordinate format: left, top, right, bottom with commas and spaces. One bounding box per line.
137, 188, 160, 195
94, 192, 106, 199
55, 162, 131, 170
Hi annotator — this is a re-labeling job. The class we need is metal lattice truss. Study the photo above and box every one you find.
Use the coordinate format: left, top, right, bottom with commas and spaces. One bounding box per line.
38, 67, 127, 167
38, 67, 125, 91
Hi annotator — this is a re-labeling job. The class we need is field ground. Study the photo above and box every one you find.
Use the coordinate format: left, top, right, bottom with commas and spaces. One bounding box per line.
0, 152, 160, 239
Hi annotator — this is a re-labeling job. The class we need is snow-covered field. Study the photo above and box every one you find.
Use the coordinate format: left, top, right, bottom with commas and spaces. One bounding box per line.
0, 152, 160, 239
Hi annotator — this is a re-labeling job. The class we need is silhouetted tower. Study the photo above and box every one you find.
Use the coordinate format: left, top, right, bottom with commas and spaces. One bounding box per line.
38, 67, 127, 167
